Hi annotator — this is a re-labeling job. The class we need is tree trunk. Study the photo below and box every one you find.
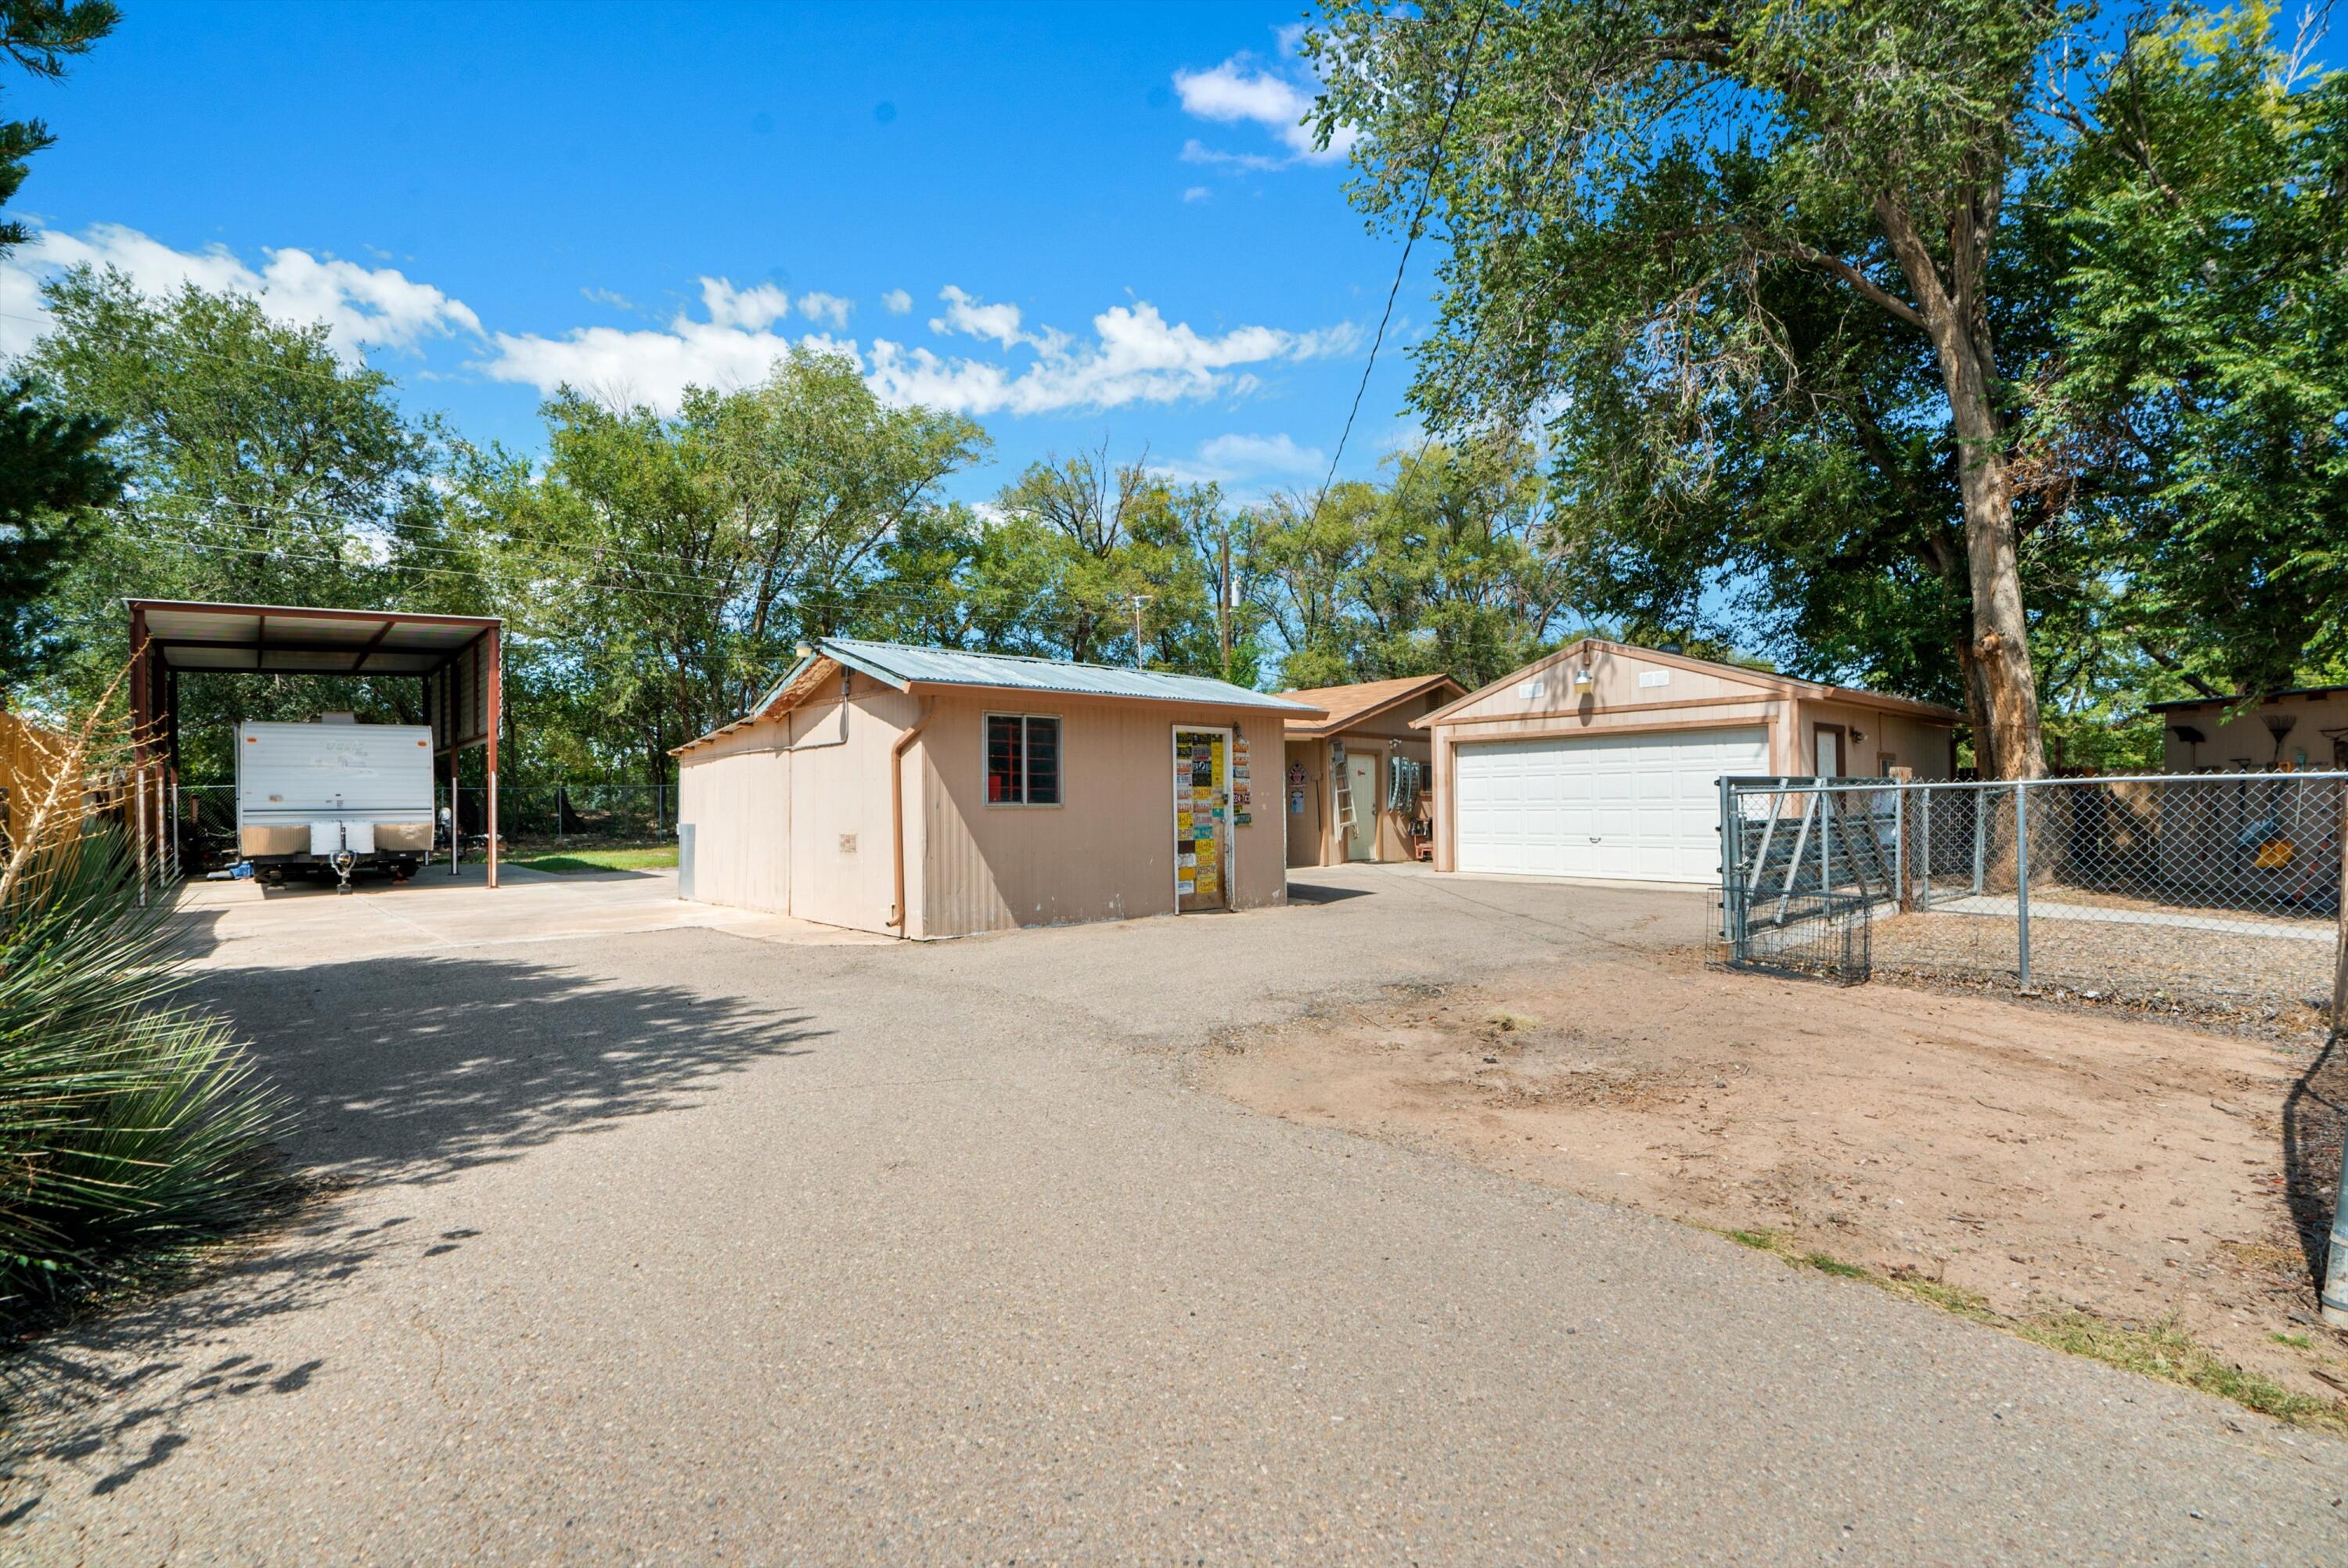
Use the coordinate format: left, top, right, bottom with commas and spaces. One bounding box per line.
1947, 389, 2043, 779
1874, 192, 2045, 780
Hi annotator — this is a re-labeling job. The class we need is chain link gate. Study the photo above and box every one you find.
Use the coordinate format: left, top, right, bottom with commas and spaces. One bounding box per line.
1718, 771, 2348, 1031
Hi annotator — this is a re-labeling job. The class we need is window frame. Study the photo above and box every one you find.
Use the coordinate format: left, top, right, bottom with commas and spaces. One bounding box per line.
983, 710, 1064, 807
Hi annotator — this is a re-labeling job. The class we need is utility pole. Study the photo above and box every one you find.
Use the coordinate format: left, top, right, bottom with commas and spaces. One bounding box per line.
1217, 527, 1232, 676
1129, 593, 1151, 671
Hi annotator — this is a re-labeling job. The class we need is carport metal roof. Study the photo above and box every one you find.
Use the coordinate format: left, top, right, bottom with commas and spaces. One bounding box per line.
128, 599, 501, 678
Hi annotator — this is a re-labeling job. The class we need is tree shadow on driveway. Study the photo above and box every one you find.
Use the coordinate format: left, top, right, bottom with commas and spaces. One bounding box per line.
184, 951, 826, 1187
2, 951, 821, 1514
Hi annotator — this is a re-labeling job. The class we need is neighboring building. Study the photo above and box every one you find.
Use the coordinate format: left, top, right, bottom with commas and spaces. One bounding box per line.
1413, 638, 1961, 883
1279, 673, 1465, 868
673, 638, 1323, 939
2148, 687, 2348, 773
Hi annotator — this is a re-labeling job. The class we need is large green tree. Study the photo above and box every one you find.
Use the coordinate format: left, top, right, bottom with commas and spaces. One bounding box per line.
2033, 3, 2348, 700
0, 0, 120, 689
1309, 0, 2073, 775
1255, 442, 1583, 691
445, 350, 987, 781
21, 269, 443, 769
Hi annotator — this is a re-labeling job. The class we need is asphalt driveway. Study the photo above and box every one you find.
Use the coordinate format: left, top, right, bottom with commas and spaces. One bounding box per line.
7, 865, 2343, 1563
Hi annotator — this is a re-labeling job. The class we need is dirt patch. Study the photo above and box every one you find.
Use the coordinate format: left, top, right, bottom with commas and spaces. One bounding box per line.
1201, 948, 2348, 1407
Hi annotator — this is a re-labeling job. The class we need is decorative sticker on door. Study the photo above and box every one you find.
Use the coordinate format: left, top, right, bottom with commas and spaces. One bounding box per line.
1175, 729, 1228, 912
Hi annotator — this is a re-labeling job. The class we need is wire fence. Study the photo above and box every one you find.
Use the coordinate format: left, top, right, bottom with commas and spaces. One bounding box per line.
1716, 772, 2348, 1033
171, 782, 678, 872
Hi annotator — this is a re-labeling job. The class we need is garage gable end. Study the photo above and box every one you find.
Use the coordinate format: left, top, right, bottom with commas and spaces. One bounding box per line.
1424, 640, 1781, 729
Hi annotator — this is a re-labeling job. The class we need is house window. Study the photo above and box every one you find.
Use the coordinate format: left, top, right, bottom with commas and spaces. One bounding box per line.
985, 714, 1061, 805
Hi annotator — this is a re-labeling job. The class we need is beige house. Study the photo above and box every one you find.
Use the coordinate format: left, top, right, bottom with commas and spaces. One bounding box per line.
674, 638, 1322, 939
1413, 638, 1960, 883
2150, 685, 2348, 772
1280, 673, 1465, 867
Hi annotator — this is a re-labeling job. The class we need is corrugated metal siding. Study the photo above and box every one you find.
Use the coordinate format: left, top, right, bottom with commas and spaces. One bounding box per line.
675, 717, 794, 912
825, 638, 1316, 713
915, 692, 1287, 939
786, 678, 917, 934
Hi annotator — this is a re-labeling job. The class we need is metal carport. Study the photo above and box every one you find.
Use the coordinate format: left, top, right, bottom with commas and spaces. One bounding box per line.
124, 599, 506, 886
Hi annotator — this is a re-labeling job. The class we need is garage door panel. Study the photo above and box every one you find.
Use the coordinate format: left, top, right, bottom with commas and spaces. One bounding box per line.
1455, 726, 1766, 883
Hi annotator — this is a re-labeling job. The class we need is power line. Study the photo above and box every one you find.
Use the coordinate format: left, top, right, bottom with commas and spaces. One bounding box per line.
1304, 0, 1495, 522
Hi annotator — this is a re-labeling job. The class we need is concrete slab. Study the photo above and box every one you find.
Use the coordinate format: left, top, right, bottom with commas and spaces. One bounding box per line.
169, 861, 888, 972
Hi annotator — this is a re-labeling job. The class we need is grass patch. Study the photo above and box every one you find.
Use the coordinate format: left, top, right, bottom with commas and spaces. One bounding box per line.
506, 845, 678, 875
2013, 1313, 2346, 1430
1717, 1228, 2348, 1433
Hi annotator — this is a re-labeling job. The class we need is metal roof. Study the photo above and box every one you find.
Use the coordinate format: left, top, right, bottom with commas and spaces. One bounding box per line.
675, 638, 1324, 755
128, 599, 501, 677
2148, 685, 2348, 714
814, 638, 1320, 712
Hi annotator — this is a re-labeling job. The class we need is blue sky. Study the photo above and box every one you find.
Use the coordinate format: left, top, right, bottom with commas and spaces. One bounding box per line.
0, 2, 1432, 505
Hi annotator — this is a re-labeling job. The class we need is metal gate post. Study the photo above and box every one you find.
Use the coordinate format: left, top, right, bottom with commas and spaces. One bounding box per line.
1719, 775, 1742, 959
2014, 782, 2033, 990
1919, 786, 1933, 911
1892, 784, 1907, 912
1971, 787, 1986, 897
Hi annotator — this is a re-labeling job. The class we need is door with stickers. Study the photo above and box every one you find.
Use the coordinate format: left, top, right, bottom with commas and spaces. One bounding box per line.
1172, 727, 1231, 912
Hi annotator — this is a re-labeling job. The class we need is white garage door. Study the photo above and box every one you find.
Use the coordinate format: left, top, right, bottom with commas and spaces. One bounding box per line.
1454, 726, 1768, 883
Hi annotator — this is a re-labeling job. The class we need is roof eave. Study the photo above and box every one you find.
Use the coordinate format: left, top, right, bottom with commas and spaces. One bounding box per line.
1285, 674, 1464, 736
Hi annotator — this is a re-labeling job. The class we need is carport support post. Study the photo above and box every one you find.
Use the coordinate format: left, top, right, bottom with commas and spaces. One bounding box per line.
486, 625, 501, 890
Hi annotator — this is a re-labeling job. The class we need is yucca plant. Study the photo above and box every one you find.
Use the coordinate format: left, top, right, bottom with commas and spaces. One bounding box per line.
0, 691, 290, 1329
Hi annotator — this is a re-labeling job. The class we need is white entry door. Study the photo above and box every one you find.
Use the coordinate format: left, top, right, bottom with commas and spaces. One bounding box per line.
1453, 726, 1769, 883
1342, 752, 1377, 861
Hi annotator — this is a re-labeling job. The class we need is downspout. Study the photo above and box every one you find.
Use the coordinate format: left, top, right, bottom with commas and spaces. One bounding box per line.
888, 698, 935, 937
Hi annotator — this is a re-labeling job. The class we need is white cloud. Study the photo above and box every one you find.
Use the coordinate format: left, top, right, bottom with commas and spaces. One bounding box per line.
797, 290, 852, 329
866, 298, 1350, 418
1183, 185, 1212, 203
697, 276, 795, 332
929, 284, 1045, 351
880, 287, 913, 315
0, 221, 1356, 426
581, 286, 634, 311
0, 221, 481, 359
1172, 53, 1356, 167
486, 286, 1346, 419
1153, 430, 1327, 485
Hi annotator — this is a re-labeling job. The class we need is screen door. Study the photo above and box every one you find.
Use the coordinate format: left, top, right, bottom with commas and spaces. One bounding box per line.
1173, 728, 1230, 912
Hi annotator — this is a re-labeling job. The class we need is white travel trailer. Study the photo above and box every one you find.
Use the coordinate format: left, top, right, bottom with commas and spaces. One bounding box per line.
235, 717, 436, 889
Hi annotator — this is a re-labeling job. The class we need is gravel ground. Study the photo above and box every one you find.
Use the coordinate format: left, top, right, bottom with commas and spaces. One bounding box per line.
7, 865, 2347, 1564
1874, 908, 2337, 1034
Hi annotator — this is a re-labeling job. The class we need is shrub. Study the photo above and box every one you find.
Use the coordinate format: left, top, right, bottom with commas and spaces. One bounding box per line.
0, 825, 290, 1329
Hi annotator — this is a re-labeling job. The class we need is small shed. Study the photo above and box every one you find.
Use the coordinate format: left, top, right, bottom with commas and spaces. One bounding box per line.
1279, 673, 1465, 867
2149, 686, 2348, 772
1413, 638, 1960, 883
673, 638, 1323, 939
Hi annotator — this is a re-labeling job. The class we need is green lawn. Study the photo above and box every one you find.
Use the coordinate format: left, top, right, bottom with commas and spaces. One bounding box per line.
506, 845, 679, 875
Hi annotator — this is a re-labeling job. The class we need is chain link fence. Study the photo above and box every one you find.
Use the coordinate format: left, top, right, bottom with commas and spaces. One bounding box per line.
169, 781, 678, 872
1718, 772, 2348, 1033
